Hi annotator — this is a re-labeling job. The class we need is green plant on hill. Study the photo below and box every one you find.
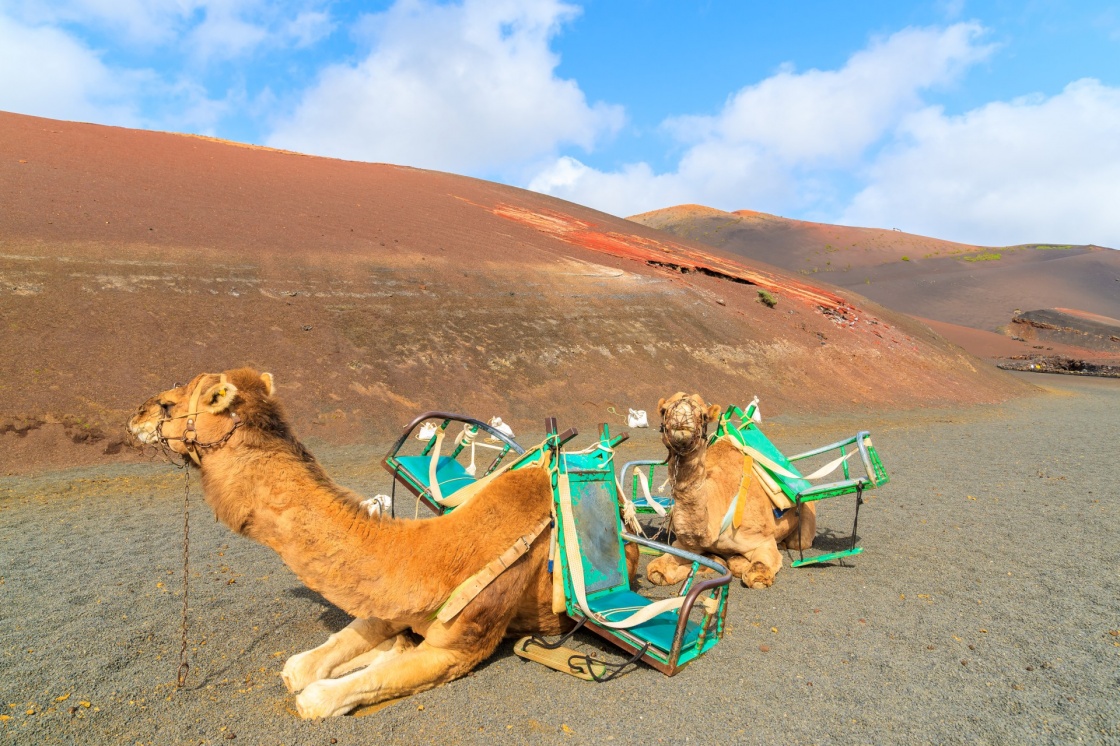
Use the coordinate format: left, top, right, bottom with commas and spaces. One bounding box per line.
963, 252, 1002, 262
757, 290, 777, 308
901, 255, 910, 261
1034, 244, 1074, 250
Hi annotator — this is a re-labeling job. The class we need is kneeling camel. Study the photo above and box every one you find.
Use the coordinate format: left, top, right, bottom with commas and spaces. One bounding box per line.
129, 368, 627, 718
646, 393, 815, 590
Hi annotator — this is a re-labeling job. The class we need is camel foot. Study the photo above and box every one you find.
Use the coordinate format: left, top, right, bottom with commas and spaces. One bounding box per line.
646, 553, 692, 586
296, 679, 353, 719
282, 650, 324, 694
743, 561, 775, 590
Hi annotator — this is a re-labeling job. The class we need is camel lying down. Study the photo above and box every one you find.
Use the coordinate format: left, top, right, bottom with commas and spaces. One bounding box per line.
647, 393, 816, 590
129, 368, 633, 718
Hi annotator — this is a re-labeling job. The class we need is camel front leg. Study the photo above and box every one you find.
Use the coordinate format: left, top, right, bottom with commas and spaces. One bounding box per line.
779, 502, 817, 551
282, 617, 404, 693
295, 641, 481, 719
741, 540, 783, 589
647, 550, 693, 586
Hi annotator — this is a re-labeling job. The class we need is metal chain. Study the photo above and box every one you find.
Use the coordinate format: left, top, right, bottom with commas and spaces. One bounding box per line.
176, 465, 191, 688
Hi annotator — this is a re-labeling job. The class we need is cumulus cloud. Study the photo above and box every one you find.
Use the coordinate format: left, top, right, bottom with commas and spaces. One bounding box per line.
0, 13, 139, 124
266, 0, 623, 175
843, 79, 1120, 248
530, 23, 993, 218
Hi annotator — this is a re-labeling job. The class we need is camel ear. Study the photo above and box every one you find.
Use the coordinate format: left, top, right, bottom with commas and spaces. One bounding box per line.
706, 404, 721, 422
657, 397, 667, 416
201, 380, 239, 413
260, 372, 274, 397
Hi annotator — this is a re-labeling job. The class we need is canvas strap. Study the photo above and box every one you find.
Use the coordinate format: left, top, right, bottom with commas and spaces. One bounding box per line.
636, 467, 668, 517
436, 514, 552, 623
427, 431, 547, 510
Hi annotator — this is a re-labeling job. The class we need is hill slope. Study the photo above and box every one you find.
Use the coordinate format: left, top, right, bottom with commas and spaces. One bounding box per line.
630, 205, 1120, 361
0, 113, 1027, 471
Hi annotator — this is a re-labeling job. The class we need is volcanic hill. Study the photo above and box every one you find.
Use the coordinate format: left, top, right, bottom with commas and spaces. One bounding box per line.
1, 112, 1027, 471
629, 205, 1120, 365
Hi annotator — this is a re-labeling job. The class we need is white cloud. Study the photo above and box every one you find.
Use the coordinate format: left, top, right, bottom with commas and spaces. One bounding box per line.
0, 13, 139, 124
530, 23, 993, 217
266, 0, 623, 175
842, 79, 1120, 248
187, 10, 268, 61
284, 10, 333, 48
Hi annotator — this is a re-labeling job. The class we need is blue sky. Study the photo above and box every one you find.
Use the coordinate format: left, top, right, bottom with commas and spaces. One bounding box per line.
2, 0, 1119, 247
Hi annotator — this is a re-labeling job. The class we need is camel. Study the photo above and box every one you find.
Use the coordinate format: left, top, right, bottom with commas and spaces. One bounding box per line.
645, 393, 816, 590
128, 368, 634, 718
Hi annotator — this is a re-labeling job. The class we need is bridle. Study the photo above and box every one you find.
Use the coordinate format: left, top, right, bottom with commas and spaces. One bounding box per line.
155, 373, 242, 467
659, 396, 709, 456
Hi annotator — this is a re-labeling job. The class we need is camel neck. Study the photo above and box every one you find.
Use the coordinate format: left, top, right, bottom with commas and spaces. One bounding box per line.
198, 444, 401, 619
668, 443, 707, 491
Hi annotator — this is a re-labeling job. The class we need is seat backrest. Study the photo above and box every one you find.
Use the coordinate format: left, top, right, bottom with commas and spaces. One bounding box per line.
561, 470, 627, 597
552, 427, 630, 606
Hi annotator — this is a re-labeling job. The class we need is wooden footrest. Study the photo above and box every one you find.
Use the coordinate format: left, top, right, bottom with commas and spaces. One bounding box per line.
513, 637, 611, 681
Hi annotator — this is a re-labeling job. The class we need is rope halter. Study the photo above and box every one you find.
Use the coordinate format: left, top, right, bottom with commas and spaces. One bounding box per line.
659, 396, 709, 456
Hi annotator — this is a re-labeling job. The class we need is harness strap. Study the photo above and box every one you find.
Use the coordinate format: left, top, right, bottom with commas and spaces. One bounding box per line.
721, 432, 855, 482
717, 453, 755, 536
436, 515, 552, 623
636, 466, 668, 517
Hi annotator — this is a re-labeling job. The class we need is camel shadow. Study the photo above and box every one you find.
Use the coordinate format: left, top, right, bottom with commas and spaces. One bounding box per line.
286, 586, 352, 631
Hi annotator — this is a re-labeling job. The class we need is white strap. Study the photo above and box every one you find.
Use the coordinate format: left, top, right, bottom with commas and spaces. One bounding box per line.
636, 467, 668, 517
557, 472, 685, 629
428, 430, 446, 503
724, 433, 854, 481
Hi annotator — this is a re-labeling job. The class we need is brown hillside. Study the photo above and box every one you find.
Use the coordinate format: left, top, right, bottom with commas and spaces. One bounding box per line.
630, 205, 1120, 361
0, 113, 1028, 472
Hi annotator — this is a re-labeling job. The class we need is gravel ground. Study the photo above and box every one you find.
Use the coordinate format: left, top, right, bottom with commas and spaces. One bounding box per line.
1, 373, 1118, 745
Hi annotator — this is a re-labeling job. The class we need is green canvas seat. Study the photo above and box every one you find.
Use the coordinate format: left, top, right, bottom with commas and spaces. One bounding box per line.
584, 589, 703, 653
383, 412, 527, 515
545, 422, 731, 678
392, 455, 475, 498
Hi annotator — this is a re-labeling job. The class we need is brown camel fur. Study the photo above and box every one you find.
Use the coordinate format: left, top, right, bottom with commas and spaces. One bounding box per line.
128, 368, 634, 718
645, 393, 816, 590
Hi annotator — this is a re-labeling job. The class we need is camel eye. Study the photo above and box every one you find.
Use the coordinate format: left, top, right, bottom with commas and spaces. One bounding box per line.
160, 402, 171, 415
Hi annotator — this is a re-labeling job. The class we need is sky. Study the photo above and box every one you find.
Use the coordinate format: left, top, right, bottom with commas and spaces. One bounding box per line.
2, 0, 1119, 248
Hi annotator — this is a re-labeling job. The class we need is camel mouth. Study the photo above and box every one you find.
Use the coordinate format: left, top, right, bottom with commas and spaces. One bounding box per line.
127, 416, 159, 445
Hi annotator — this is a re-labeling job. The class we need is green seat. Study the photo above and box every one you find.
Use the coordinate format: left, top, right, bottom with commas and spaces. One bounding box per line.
550, 423, 731, 677
393, 455, 476, 498
734, 426, 812, 499
585, 589, 703, 652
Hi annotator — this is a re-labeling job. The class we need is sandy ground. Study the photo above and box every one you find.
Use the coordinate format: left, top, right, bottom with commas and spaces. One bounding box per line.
1, 373, 1118, 745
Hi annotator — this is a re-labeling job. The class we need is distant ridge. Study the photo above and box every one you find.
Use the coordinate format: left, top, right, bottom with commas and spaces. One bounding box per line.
630, 204, 1120, 363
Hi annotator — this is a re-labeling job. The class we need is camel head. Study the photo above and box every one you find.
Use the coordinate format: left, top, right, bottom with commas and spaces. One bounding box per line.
128, 368, 277, 463
657, 393, 721, 455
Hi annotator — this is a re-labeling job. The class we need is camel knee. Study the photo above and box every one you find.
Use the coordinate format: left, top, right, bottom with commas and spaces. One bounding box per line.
295, 644, 473, 719
282, 618, 398, 693
741, 544, 782, 589
726, 555, 751, 578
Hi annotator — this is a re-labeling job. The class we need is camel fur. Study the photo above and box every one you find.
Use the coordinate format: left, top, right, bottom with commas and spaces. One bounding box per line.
646, 392, 816, 590
129, 368, 635, 718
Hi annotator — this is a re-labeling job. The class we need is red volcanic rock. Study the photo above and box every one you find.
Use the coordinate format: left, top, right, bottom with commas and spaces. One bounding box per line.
1, 112, 1027, 471
630, 205, 1120, 363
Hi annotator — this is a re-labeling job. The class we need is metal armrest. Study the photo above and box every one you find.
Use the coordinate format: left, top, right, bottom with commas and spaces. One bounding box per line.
387, 410, 526, 458
788, 431, 877, 484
